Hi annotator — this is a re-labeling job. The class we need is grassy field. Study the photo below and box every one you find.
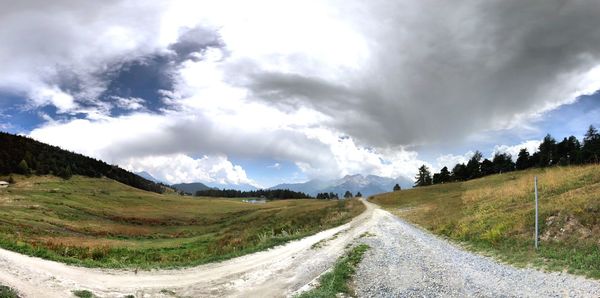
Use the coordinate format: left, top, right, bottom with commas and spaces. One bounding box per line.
370, 164, 600, 278
0, 175, 364, 269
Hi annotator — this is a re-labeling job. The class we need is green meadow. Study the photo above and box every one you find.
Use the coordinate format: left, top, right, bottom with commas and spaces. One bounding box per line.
0, 175, 364, 269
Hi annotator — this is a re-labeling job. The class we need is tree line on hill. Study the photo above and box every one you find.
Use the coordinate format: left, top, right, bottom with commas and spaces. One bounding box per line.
194, 188, 311, 199
0, 132, 165, 193
414, 125, 600, 187
193, 188, 365, 200
315, 191, 363, 200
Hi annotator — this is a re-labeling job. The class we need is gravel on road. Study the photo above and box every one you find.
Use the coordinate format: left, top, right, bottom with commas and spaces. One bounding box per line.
354, 208, 600, 298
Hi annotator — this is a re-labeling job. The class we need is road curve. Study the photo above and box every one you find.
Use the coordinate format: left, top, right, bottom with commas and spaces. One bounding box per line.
0, 199, 377, 298
1, 199, 600, 297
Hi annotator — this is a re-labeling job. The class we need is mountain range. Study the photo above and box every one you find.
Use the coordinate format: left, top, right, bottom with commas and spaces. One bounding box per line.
170, 181, 258, 194
270, 174, 412, 198
136, 169, 411, 198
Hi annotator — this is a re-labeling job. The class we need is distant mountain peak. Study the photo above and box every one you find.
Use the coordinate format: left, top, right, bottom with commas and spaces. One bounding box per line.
136, 171, 160, 183
270, 173, 412, 198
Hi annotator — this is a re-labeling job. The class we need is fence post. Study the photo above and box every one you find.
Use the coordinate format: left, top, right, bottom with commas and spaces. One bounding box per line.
534, 176, 539, 250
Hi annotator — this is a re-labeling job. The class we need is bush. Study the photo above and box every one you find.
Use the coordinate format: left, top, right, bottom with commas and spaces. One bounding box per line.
72, 290, 94, 298
0, 285, 20, 298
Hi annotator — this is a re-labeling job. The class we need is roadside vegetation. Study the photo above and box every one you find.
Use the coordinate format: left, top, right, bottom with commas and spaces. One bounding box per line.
0, 175, 365, 269
297, 244, 370, 298
0, 285, 20, 298
71, 290, 94, 298
371, 164, 600, 278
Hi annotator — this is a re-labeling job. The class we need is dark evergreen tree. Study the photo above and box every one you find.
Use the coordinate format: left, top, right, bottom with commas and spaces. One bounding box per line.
439, 166, 451, 183
17, 159, 30, 175
344, 190, 353, 198
466, 151, 483, 179
583, 125, 600, 163
492, 152, 514, 173
59, 165, 73, 180
530, 151, 541, 167
556, 136, 581, 166
538, 134, 557, 167
414, 164, 432, 187
432, 173, 442, 185
451, 163, 468, 181
393, 184, 401, 191
480, 159, 495, 176
515, 148, 532, 170
355, 192, 362, 197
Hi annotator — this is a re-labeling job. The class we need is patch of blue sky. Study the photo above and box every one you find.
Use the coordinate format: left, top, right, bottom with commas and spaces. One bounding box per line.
99, 55, 175, 116
229, 157, 307, 188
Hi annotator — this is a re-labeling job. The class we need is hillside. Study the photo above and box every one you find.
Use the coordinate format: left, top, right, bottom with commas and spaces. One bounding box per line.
0, 132, 164, 193
0, 175, 364, 269
370, 164, 600, 278
172, 182, 212, 194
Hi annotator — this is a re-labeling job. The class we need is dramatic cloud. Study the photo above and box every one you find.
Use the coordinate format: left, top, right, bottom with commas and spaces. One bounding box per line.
242, 0, 600, 146
3, 0, 600, 186
0, 1, 171, 108
122, 154, 254, 186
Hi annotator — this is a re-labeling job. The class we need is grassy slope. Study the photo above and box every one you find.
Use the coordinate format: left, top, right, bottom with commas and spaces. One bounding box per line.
370, 165, 600, 278
0, 175, 364, 269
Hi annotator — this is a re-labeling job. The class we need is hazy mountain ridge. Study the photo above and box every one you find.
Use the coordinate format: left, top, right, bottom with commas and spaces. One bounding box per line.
171, 182, 213, 194
270, 174, 412, 197
206, 182, 258, 192
171, 181, 258, 194
135, 171, 161, 183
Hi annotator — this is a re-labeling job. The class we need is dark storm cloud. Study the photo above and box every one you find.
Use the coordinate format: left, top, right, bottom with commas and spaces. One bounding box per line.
244, 0, 600, 147
169, 27, 223, 61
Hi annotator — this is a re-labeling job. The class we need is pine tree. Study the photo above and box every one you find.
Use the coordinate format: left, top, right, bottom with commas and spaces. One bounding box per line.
17, 159, 30, 175
439, 166, 451, 183
538, 134, 557, 167
451, 163, 468, 181
414, 165, 432, 187
480, 159, 495, 176
492, 152, 514, 173
516, 148, 531, 170
344, 190, 353, 198
355, 192, 362, 197
583, 125, 600, 163
393, 184, 401, 191
466, 151, 483, 179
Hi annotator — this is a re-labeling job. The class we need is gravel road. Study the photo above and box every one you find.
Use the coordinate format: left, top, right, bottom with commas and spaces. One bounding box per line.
354, 208, 600, 298
1, 199, 599, 297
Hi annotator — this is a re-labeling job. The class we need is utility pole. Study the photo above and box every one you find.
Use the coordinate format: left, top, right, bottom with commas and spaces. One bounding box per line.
534, 176, 539, 250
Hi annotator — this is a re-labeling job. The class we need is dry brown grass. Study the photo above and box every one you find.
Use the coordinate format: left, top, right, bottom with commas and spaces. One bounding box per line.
0, 175, 365, 268
371, 164, 600, 278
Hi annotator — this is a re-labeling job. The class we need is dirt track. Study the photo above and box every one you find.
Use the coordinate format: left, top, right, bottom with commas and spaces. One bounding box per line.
2, 199, 600, 297
0, 200, 378, 298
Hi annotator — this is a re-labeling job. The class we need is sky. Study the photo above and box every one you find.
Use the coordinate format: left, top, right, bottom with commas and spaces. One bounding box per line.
1, 0, 600, 188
